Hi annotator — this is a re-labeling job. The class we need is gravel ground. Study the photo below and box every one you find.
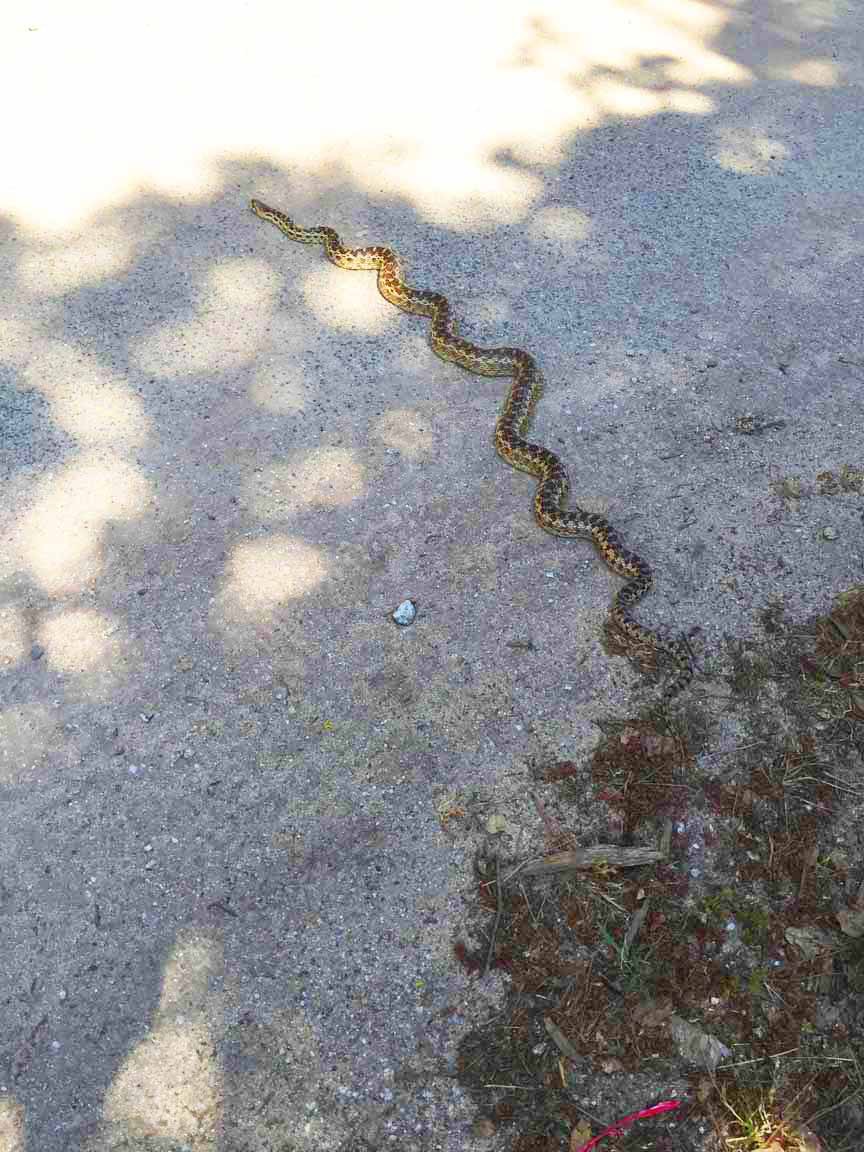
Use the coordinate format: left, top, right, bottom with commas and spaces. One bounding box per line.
0, 2, 862, 1150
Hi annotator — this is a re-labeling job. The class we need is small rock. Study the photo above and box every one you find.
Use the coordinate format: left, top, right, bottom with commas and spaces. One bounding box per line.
392, 600, 417, 626
669, 1015, 731, 1069
30, 643, 45, 660
822, 526, 837, 540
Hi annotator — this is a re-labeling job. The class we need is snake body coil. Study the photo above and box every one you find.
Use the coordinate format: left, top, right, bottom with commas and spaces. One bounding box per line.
251, 198, 692, 700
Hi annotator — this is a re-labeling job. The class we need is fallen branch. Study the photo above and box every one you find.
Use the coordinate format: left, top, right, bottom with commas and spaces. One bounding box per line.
521, 846, 664, 876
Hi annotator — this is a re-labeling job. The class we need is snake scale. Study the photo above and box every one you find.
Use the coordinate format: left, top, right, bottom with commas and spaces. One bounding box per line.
250, 198, 693, 701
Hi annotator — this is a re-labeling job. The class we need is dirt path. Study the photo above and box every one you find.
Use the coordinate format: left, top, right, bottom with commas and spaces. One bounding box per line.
1, 2, 863, 1149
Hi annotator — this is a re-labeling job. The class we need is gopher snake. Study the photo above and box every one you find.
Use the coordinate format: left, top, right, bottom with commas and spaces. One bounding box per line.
250, 198, 693, 700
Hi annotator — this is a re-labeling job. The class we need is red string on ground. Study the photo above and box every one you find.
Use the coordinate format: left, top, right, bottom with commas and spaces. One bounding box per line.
572, 1099, 681, 1152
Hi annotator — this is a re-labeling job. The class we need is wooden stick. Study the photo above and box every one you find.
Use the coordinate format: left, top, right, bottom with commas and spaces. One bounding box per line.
521, 846, 664, 876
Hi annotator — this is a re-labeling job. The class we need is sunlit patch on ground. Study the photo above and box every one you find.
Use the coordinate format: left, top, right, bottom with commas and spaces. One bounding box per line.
0, 1095, 24, 1152
96, 931, 221, 1149
0, 604, 27, 667
132, 259, 281, 376
0, 703, 58, 784
714, 129, 789, 175
374, 408, 435, 460
14, 453, 150, 595
249, 448, 365, 519
24, 341, 149, 448
3, 0, 754, 234
299, 259, 396, 333
215, 535, 330, 639
37, 607, 129, 696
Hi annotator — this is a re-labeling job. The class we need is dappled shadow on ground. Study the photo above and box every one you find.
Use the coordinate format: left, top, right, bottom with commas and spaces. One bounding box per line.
1, 1, 863, 1149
